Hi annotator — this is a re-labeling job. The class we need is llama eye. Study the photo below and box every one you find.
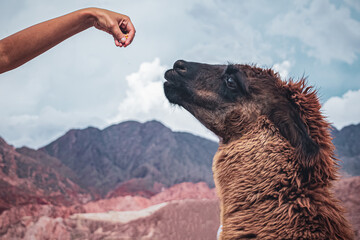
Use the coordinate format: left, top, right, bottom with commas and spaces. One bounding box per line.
225, 77, 237, 89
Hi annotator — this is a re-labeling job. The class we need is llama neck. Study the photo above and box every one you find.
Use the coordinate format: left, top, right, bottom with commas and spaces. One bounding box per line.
213, 119, 297, 211
212, 119, 353, 239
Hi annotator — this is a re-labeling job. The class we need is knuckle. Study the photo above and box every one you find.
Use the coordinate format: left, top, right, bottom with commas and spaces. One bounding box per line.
109, 22, 117, 29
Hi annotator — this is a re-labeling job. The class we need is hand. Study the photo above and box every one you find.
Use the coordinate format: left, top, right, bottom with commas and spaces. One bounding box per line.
0, 8, 136, 73
89, 8, 136, 47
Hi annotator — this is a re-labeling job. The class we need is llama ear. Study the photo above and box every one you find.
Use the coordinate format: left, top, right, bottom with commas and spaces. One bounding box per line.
267, 102, 319, 169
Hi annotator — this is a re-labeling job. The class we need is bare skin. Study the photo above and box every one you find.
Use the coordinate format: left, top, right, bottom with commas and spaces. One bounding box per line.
0, 7, 136, 74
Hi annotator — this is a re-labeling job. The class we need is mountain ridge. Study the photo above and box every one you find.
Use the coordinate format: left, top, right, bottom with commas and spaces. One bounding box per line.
331, 123, 360, 176
0, 120, 359, 208
0, 121, 359, 238
40, 120, 218, 196
0, 137, 91, 213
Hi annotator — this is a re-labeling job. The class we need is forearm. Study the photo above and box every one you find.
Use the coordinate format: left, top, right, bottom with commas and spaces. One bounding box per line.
0, 8, 95, 73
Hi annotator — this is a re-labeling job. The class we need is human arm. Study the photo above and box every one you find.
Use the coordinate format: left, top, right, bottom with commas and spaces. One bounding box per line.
0, 8, 135, 74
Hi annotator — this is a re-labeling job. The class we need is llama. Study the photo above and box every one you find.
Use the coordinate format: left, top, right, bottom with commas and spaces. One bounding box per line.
163, 60, 354, 239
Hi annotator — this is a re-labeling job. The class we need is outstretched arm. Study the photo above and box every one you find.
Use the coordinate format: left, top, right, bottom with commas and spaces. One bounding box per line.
0, 7, 135, 74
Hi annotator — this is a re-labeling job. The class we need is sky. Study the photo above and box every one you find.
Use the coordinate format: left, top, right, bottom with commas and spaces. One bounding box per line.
0, 0, 359, 148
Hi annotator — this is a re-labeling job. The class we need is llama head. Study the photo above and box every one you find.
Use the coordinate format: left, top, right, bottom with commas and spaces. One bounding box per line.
164, 60, 321, 169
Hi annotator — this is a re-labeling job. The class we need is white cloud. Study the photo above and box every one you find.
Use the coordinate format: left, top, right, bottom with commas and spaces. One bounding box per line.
108, 58, 218, 142
183, 1, 273, 65
344, 0, 360, 12
273, 60, 292, 80
322, 89, 360, 129
110, 58, 167, 116
269, 0, 360, 64
0, 0, 359, 148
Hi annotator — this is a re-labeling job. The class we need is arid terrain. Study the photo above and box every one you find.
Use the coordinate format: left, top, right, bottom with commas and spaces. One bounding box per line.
0, 121, 359, 239
0, 178, 358, 240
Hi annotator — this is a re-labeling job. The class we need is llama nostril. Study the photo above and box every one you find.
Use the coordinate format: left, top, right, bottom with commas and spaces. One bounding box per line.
174, 60, 187, 73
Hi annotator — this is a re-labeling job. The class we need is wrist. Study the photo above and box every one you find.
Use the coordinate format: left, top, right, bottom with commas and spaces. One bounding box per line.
77, 8, 98, 29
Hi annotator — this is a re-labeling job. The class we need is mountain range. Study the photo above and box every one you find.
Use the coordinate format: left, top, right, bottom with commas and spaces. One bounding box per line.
1, 120, 359, 209
1, 121, 359, 205
0, 138, 92, 212
40, 120, 218, 197
0, 120, 359, 239
331, 123, 360, 176
38, 120, 360, 193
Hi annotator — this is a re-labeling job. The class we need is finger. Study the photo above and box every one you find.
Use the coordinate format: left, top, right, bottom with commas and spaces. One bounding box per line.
111, 24, 126, 46
114, 37, 124, 47
114, 38, 121, 47
124, 22, 136, 47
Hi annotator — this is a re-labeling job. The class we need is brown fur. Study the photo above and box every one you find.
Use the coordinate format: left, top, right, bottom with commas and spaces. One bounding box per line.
164, 60, 354, 239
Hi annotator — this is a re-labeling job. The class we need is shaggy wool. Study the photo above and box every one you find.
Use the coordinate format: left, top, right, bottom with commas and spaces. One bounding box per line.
213, 79, 354, 240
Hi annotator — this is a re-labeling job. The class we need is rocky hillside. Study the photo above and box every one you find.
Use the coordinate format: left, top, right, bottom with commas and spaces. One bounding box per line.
0, 182, 219, 240
40, 120, 218, 196
39, 120, 360, 196
1, 120, 358, 208
0, 199, 220, 240
0, 138, 91, 213
332, 123, 360, 176
0, 119, 359, 239
333, 176, 360, 238
1, 178, 358, 240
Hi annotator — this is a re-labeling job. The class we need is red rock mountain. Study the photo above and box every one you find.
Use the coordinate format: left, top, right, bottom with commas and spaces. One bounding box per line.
0, 138, 91, 214
1, 178, 359, 240
37, 121, 359, 198
0, 121, 359, 239
0, 182, 219, 240
0, 199, 221, 240
333, 176, 360, 238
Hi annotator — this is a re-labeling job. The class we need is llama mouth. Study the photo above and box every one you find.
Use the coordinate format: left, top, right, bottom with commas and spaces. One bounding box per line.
164, 69, 178, 83
163, 69, 190, 106
164, 68, 183, 91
